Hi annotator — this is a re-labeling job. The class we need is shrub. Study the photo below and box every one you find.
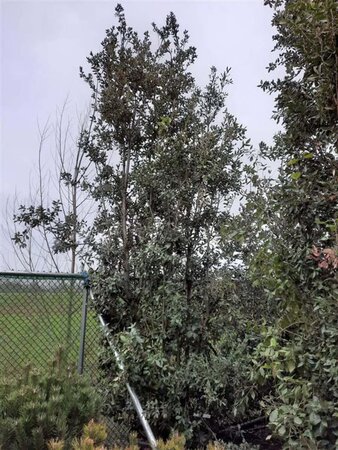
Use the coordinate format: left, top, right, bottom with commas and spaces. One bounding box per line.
47, 423, 261, 450
157, 431, 186, 450
83, 420, 107, 446
0, 349, 102, 450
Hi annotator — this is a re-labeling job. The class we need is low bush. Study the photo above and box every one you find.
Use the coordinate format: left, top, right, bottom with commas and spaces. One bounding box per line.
0, 349, 102, 450
48, 422, 260, 450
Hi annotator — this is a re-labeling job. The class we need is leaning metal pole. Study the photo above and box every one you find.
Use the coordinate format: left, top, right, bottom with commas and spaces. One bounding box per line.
90, 290, 157, 450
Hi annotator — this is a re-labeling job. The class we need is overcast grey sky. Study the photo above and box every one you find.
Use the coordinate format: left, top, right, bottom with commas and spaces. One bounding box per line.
0, 0, 279, 268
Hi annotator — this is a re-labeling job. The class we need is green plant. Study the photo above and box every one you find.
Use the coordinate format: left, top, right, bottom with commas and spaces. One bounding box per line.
83, 420, 107, 446
72, 437, 105, 450
232, 0, 338, 448
48, 440, 65, 450
48, 421, 107, 450
0, 349, 101, 450
80, 3, 251, 441
157, 431, 186, 450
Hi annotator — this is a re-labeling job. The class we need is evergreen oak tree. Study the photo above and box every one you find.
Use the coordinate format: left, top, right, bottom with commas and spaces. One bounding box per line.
80, 5, 250, 442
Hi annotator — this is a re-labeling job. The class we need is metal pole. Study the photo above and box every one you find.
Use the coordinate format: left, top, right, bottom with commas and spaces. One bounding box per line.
94, 292, 157, 450
78, 285, 89, 374
126, 383, 158, 450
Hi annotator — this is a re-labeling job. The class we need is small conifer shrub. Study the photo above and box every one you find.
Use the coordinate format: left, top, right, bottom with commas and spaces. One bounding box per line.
0, 349, 101, 450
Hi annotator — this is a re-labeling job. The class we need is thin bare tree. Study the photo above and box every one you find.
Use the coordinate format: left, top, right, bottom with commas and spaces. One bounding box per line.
1, 100, 96, 273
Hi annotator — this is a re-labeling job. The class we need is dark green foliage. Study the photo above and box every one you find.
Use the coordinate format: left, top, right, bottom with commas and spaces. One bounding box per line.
227, 1, 338, 448
0, 349, 101, 450
80, 4, 253, 441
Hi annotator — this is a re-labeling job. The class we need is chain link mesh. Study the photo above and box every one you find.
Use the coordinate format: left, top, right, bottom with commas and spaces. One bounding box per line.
0, 271, 131, 446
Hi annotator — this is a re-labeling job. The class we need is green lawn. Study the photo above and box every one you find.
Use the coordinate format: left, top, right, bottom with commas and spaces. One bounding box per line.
0, 288, 101, 378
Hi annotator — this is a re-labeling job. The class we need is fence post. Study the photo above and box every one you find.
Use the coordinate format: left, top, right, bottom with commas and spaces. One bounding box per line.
78, 274, 90, 374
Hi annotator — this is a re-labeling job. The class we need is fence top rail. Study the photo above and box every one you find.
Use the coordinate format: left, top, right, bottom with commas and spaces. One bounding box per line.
0, 271, 86, 281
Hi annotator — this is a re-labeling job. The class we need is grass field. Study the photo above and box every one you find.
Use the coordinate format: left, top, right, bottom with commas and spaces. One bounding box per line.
0, 285, 101, 378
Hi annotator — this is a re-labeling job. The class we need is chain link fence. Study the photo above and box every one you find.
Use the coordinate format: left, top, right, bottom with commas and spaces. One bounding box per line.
0, 272, 98, 376
0, 271, 131, 446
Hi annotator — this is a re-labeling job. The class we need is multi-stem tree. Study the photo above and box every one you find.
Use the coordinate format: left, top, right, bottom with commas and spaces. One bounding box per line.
81, 5, 249, 440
